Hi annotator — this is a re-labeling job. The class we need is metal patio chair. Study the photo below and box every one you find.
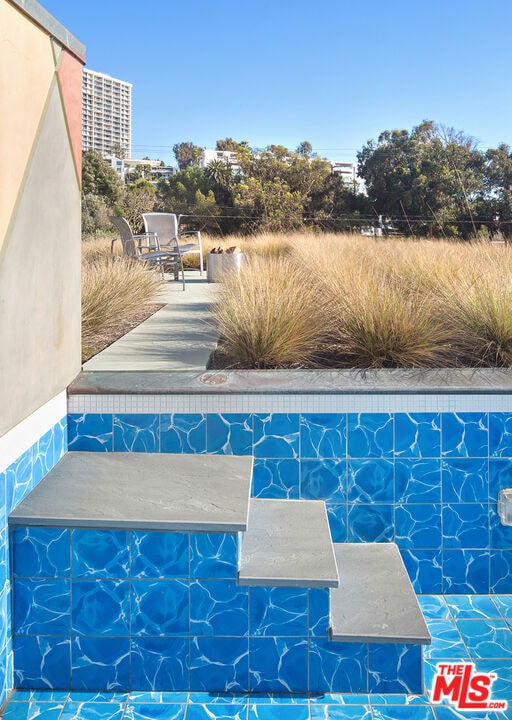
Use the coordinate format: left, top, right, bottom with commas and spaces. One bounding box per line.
109, 216, 185, 289
142, 212, 204, 276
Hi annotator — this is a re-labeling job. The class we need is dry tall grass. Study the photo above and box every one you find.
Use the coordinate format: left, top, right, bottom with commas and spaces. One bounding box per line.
81, 236, 162, 360
213, 255, 329, 368
212, 232, 512, 369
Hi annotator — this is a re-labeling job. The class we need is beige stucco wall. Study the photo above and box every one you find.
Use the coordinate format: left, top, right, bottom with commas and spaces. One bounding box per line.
0, 0, 85, 436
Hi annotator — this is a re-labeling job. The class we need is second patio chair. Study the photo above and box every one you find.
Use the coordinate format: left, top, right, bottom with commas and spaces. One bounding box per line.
109, 216, 185, 289
142, 213, 204, 276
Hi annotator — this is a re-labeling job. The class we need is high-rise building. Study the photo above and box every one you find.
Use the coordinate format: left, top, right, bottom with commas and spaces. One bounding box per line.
82, 68, 132, 158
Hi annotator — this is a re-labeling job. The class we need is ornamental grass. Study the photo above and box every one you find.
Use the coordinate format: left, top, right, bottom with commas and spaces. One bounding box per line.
212, 233, 512, 369
81, 237, 162, 360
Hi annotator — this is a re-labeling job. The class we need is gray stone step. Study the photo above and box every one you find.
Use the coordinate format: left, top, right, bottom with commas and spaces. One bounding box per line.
329, 542, 431, 644
9, 451, 253, 532
237, 498, 339, 588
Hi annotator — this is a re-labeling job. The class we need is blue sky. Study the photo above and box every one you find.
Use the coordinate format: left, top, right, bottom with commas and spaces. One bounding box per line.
42, 0, 512, 166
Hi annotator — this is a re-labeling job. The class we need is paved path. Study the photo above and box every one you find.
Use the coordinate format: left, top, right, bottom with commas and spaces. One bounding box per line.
82, 272, 219, 372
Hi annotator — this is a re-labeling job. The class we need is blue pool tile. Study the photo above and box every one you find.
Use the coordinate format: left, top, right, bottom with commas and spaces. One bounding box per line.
401, 549, 442, 594
60, 702, 126, 720
493, 594, 512, 619
395, 413, 441, 458
206, 414, 253, 455
72, 637, 130, 690
394, 459, 441, 503
325, 504, 347, 543
131, 532, 189, 578
347, 413, 393, 458
10, 691, 70, 702
12, 527, 70, 577
13, 635, 71, 689
395, 505, 442, 549
67, 414, 113, 452
128, 692, 189, 703
190, 533, 237, 579
1, 703, 65, 720
252, 459, 300, 499
190, 579, 248, 636
490, 507, 512, 549
190, 637, 249, 692
131, 579, 188, 636
160, 414, 206, 454
113, 414, 159, 453
456, 617, 512, 658
131, 638, 188, 691
491, 550, 512, 593
442, 503, 489, 548
443, 549, 490, 594
248, 705, 309, 720
249, 587, 307, 637
372, 708, 436, 720
368, 644, 422, 694
253, 414, 299, 459
417, 595, 450, 619
71, 579, 130, 635
188, 694, 249, 704
490, 412, 512, 457
445, 594, 501, 619
6, 448, 34, 513
300, 460, 346, 503
13, 578, 70, 635
472, 658, 512, 704
309, 638, 367, 693
441, 458, 488, 502
124, 705, 186, 720
249, 637, 308, 693
72, 530, 130, 578
423, 619, 469, 660
54, 418, 67, 461
309, 588, 330, 636
310, 707, 372, 720
441, 412, 488, 458
68, 692, 129, 702
347, 504, 394, 543
489, 458, 512, 501
33, 429, 54, 486
300, 414, 346, 459
186, 704, 247, 720
347, 459, 394, 503
309, 694, 370, 705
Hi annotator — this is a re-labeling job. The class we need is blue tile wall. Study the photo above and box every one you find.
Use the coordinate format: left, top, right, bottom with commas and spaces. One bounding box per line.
1, 419, 66, 707
11, 527, 423, 694
68, 411, 512, 594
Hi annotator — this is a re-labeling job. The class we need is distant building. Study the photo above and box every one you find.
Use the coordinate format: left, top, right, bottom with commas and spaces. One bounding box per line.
106, 156, 175, 183
200, 149, 240, 173
82, 68, 132, 158
330, 161, 365, 193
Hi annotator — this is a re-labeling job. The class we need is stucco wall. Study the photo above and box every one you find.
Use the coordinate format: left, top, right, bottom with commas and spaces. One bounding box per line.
0, 0, 84, 437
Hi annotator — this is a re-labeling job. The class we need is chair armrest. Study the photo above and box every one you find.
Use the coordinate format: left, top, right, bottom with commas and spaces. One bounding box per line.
134, 232, 158, 250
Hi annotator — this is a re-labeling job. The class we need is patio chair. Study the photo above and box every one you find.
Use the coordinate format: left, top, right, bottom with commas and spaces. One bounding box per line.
142, 212, 204, 275
109, 216, 185, 290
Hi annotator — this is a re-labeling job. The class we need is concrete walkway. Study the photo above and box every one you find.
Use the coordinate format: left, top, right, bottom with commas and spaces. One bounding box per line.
82, 272, 220, 372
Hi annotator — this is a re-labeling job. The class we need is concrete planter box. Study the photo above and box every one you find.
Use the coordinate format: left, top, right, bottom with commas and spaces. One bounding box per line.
207, 252, 246, 282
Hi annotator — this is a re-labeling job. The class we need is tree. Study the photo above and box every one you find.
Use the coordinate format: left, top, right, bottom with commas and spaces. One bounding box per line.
172, 142, 204, 170
357, 121, 485, 237
82, 150, 124, 208
484, 144, 512, 239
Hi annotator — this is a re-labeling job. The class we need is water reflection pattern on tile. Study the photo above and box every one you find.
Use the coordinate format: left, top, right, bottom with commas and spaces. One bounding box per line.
4, 591, 512, 716
68, 410, 512, 593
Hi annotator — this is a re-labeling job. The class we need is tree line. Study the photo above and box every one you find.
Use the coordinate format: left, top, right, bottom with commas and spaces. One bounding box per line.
82, 121, 512, 239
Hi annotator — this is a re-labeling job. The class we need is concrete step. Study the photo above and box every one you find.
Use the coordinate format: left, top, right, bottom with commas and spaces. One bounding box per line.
329, 542, 431, 645
9, 451, 253, 532
237, 498, 339, 588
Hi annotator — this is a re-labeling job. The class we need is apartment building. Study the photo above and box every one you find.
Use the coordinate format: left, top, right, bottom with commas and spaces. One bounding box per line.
82, 68, 132, 157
